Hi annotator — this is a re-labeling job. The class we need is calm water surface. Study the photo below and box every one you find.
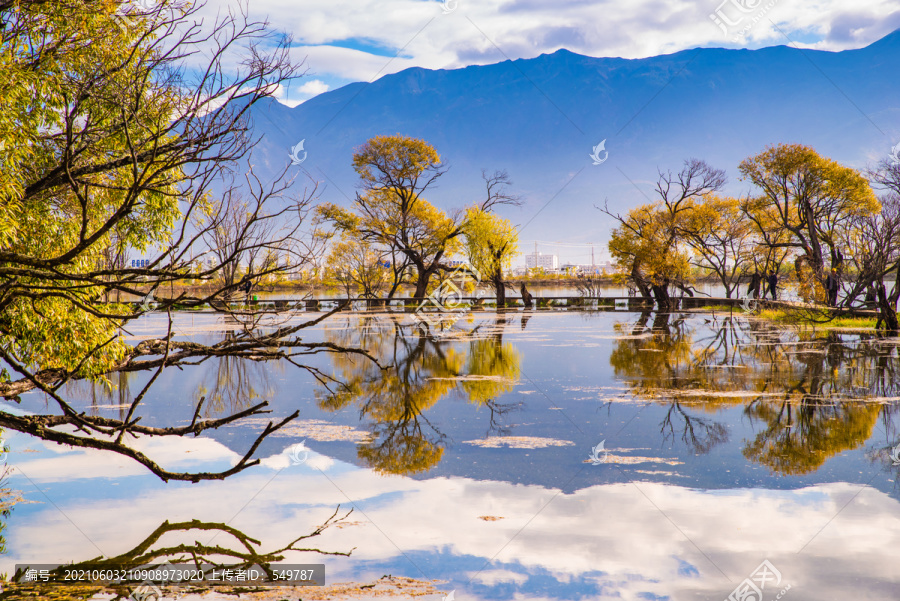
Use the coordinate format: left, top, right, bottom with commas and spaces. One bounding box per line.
3, 309, 900, 599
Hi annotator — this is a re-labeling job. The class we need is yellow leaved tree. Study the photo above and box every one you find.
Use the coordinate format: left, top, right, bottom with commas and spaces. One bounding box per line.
0, 0, 352, 481
319, 135, 518, 301
463, 208, 519, 305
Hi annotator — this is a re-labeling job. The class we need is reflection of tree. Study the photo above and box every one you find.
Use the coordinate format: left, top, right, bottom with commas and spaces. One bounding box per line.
64, 370, 136, 422
743, 397, 880, 475
320, 315, 521, 474
462, 318, 521, 402
660, 401, 728, 454
611, 312, 900, 472
742, 348, 882, 475
6, 507, 353, 600
194, 331, 278, 418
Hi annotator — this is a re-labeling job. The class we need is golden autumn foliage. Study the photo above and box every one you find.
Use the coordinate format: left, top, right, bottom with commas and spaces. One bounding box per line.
0, 1, 185, 377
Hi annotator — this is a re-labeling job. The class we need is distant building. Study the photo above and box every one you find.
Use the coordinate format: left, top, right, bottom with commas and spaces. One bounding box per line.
526, 252, 558, 270
577, 261, 616, 275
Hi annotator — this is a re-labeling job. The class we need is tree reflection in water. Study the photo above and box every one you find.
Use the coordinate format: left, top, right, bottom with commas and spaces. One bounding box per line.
5, 507, 353, 600
319, 314, 522, 475
611, 311, 900, 474
193, 328, 279, 418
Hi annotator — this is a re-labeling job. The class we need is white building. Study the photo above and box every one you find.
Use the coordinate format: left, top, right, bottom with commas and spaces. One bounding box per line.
577, 261, 616, 275
526, 252, 558, 270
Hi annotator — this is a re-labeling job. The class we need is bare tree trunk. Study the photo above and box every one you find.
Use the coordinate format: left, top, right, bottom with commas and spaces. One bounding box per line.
631, 262, 653, 302
878, 282, 900, 334
413, 273, 430, 300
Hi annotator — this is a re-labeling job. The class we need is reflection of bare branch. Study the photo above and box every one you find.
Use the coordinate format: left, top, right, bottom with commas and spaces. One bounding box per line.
659, 401, 728, 454
0, 304, 379, 481
9, 507, 354, 598
481, 397, 522, 437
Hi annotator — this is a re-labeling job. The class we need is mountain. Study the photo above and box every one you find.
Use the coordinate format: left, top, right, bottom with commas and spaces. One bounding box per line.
242, 30, 900, 250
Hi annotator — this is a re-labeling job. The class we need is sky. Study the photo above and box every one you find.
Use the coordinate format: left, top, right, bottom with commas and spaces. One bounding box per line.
189, 0, 900, 107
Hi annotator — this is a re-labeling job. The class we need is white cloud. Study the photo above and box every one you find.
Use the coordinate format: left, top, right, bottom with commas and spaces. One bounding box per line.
291, 44, 419, 83
243, 0, 900, 77
298, 79, 330, 96
172, 0, 900, 112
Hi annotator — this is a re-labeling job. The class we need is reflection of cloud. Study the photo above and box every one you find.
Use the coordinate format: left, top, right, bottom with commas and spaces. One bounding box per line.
260, 446, 335, 471
7, 430, 240, 482
5, 431, 900, 599
471, 569, 529, 585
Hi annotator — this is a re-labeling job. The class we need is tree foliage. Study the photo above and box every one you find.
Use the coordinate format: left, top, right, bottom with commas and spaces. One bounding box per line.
603, 146, 900, 330
319, 135, 518, 300
463, 207, 519, 305
0, 0, 367, 480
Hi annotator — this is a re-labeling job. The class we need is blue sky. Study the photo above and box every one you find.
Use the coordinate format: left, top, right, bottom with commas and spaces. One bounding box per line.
196, 0, 900, 106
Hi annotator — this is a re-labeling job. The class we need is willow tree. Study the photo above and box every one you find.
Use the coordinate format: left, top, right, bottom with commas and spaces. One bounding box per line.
680, 195, 752, 299
603, 159, 726, 309
0, 0, 365, 480
320, 135, 518, 299
324, 230, 391, 301
739, 144, 879, 301
463, 207, 519, 306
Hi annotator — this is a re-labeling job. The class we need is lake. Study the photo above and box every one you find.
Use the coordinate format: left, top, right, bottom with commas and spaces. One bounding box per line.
3, 308, 900, 600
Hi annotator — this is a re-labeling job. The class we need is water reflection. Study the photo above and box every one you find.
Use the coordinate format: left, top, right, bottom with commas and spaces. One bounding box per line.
611, 312, 900, 474
63, 371, 136, 420
54, 311, 900, 480
7, 311, 900, 599
193, 330, 278, 417
319, 314, 522, 475
7, 508, 351, 597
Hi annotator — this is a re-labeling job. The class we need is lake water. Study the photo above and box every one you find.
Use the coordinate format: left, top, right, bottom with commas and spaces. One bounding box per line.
3, 309, 900, 599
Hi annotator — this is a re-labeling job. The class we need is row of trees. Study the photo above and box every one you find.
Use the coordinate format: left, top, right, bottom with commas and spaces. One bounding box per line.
604, 144, 900, 330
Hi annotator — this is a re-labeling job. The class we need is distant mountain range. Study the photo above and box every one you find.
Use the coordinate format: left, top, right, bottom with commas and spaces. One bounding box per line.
241, 30, 900, 255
